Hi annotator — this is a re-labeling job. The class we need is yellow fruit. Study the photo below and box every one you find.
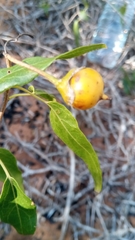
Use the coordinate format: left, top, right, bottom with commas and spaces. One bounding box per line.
56, 67, 109, 110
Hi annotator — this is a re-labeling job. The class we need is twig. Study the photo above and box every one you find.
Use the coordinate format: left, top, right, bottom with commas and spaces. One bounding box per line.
0, 57, 12, 121
3, 52, 59, 86
59, 149, 75, 240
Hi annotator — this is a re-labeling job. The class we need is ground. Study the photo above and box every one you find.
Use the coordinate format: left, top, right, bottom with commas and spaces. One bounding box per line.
0, 1, 135, 240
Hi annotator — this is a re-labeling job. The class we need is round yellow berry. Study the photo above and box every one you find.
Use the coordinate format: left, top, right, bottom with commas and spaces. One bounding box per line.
57, 67, 109, 110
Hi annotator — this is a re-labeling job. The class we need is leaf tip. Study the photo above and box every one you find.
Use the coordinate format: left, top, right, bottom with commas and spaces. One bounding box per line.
94, 185, 102, 193
94, 171, 102, 193
102, 44, 107, 49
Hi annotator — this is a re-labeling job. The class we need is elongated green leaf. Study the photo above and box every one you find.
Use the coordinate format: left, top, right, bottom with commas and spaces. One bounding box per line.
48, 102, 102, 192
0, 44, 106, 93
0, 148, 24, 190
56, 44, 107, 60
28, 85, 56, 101
73, 19, 80, 47
119, 3, 127, 16
0, 57, 55, 93
0, 177, 36, 235
34, 89, 56, 101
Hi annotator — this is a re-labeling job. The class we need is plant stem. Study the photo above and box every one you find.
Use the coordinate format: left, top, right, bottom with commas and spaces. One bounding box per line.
9, 93, 31, 99
0, 159, 11, 179
3, 53, 60, 87
15, 86, 48, 105
0, 57, 12, 121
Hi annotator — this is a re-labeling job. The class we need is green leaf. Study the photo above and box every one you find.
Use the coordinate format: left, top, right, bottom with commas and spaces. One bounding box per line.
82, 0, 89, 9
122, 68, 135, 95
0, 148, 24, 190
0, 57, 55, 93
0, 177, 36, 235
28, 85, 56, 101
48, 101, 102, 192
119, 3, 127, 27
40, 2, 50, 15
0, 149, 36, 234
34, 89, 56, 101
0, 44, 106, 93
56, 44, 107, 60
73, 19, 80, 47
119, 3, 127, 16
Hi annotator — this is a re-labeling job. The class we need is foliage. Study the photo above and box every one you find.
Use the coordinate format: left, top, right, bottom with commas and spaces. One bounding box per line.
0, 149, 36, 234
39, 0, 50, 15
72, 2, 89, 47
0, 43, 106, 234
122, 68, 135, 95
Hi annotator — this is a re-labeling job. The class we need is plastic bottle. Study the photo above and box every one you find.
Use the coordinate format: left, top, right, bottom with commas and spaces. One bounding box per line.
87, 0, 135, 69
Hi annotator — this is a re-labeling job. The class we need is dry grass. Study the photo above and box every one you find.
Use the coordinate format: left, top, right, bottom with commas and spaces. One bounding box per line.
0, 0, 135, 239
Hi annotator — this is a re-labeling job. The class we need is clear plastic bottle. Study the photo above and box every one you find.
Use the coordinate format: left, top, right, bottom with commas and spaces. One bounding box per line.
87, 0, 135, 69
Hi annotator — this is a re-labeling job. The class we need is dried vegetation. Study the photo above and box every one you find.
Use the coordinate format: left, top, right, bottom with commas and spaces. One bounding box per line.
0, 1, 135, 239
